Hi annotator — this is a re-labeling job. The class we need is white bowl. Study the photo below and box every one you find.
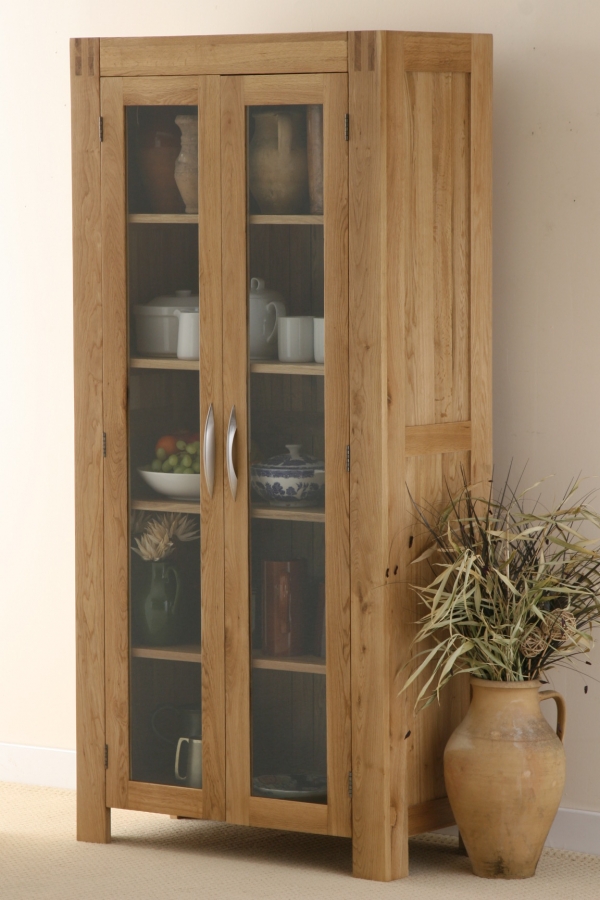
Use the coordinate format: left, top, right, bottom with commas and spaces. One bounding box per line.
138, 467, 200, 500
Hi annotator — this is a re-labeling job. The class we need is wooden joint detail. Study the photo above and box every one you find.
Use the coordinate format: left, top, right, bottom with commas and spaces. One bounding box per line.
408, 796, 455, 835
405, 422, 471, 456
403, 32, 473, 73
352, 31, 378, 73
71, 38, 97, 78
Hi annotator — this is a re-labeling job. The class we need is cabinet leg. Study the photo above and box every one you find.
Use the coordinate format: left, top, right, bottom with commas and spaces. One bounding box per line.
77, 803, 111, 843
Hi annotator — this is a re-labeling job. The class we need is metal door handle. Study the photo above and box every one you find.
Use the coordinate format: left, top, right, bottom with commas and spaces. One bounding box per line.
203, 403, 215, 498
226, 405, 238, 501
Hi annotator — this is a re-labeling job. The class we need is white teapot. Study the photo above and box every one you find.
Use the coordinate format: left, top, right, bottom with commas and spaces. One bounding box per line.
249, 277, 286, 359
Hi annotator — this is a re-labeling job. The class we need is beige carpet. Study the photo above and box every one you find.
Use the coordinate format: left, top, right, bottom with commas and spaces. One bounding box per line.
1, 782, 599, 899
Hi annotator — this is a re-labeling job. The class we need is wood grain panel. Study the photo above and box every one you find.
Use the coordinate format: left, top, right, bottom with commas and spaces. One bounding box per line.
408, 796, 455, 835
122, 76, 199, 106
404, 70, 471, 427
349, 30, 392, 881
470, 35, 493, 490
199, 74, 226, 821
404, 451, 471, 808
101, 76, 130, 812
71, 37, 110, 844
322, 73, 352, 839
221, 75, 251, 826
243, 74, 325, 105
405, 422, 471, 456
248, 796, 328, 834
100, 34, 348, 77
126, 781, 203, 818
405, 71, 435, 427
403, 32, 472, 73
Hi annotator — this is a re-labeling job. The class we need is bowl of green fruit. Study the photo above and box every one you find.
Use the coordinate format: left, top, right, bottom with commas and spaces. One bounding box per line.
139, 433, 201, 500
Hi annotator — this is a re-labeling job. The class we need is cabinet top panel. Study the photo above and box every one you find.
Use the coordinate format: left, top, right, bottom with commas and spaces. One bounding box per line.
99, 33, 349, 77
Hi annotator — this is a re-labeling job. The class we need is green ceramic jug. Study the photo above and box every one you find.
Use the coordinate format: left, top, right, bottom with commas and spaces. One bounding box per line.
140, 561, 181, 646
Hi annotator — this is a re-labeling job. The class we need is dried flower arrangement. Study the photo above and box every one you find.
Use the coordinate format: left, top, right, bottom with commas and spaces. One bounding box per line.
404, 474, 600, 708
131, 512, 199, 562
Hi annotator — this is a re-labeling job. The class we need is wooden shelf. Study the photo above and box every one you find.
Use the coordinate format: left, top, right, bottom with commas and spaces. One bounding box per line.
252, 653, 326, 675
251, 503, 325, 523
132, 497, 200, 514
130, 357, 199, 371
250, 361, 324, 376
132, 644, 201, 663
128, 213, 199, 225
249, 215, 323, 226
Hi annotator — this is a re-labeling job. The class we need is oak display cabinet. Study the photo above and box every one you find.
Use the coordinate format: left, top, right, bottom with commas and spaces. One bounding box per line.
71, 31, 492, 882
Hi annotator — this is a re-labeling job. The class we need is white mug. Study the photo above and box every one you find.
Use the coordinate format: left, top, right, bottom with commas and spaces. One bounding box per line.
313, 318, 324, 364
175, 736, 202, 788
174, 309, 199, 360
278, 316, 314, 363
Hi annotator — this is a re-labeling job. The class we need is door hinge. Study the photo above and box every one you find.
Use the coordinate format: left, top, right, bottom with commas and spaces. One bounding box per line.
99, 116, 104, 142
102, 432, 107, 457
348, 771, 353, 797
344, 113, 349, 141
104, 745, 109, 769
346, 445, 350, 472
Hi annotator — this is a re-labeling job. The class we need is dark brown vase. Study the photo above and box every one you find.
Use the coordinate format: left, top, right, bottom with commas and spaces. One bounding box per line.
136, 110, 185, 214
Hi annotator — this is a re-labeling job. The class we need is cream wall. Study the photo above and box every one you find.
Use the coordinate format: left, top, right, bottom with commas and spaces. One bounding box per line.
1, 0, 600, 812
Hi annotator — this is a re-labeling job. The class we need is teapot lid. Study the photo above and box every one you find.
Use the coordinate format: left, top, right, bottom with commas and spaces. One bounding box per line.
249, 277, 282, 302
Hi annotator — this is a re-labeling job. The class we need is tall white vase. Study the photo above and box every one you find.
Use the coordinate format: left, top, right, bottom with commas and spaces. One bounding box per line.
174, 115, 198, 214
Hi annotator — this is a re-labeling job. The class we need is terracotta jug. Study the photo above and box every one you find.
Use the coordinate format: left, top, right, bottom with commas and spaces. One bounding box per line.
444, 678, 566, 879
174, 115, 198, 214
249, 110, 308, 214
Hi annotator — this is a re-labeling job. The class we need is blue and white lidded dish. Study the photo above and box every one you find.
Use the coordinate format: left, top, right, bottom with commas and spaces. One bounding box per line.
250, 444, 325, 508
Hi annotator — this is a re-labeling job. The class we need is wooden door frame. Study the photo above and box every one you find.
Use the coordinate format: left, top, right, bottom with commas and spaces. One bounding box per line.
221, 72, 351, 838
100, 75, 225, 822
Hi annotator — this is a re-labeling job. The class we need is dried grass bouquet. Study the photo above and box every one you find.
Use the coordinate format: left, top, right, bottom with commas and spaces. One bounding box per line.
405, 474, 600, 708
131, 512, 199, 562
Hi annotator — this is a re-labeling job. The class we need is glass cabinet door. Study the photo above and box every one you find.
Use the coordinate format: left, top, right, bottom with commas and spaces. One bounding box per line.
102, 78, 224, 820
221, 75, 351, 835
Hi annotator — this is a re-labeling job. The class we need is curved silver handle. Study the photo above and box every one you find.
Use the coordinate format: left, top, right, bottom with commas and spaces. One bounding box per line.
226, 405, 238, 501
203, 403, 215, 498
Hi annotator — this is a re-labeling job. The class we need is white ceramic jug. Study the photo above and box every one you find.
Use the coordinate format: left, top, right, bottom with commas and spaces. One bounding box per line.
249, 277, 286, 359
174, 309, 199, 360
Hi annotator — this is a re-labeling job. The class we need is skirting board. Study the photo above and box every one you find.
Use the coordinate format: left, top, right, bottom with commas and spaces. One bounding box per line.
438, 807, 600, 857
0, 742, 76, 790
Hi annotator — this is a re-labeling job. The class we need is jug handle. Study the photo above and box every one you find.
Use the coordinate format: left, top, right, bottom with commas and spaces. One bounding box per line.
175, 737, 189, 782
151, 704, 178, 745
277, 113, 292, 155
540, 690, 567, 742
250, 277, 265, 292
166, 566, 181, 616
265, 301, 286, 344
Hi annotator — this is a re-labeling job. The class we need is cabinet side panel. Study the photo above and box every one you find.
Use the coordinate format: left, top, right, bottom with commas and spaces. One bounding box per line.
470, 35, 493, 488
71, 37, 110, 843
404, 451, 471, 807
404, 71, 471, 427
101, 77, 130, 809
349, 31, 392, 882
385, 32, 409, 881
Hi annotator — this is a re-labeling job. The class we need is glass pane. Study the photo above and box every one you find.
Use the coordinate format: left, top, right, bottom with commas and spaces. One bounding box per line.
126, 106, 202, 788
247, 104, 327, 804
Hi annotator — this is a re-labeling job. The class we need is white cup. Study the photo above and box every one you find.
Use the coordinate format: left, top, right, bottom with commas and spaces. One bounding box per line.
174, 309, 199, 360
313, 318, 324, 364
277, 316, 314, 363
